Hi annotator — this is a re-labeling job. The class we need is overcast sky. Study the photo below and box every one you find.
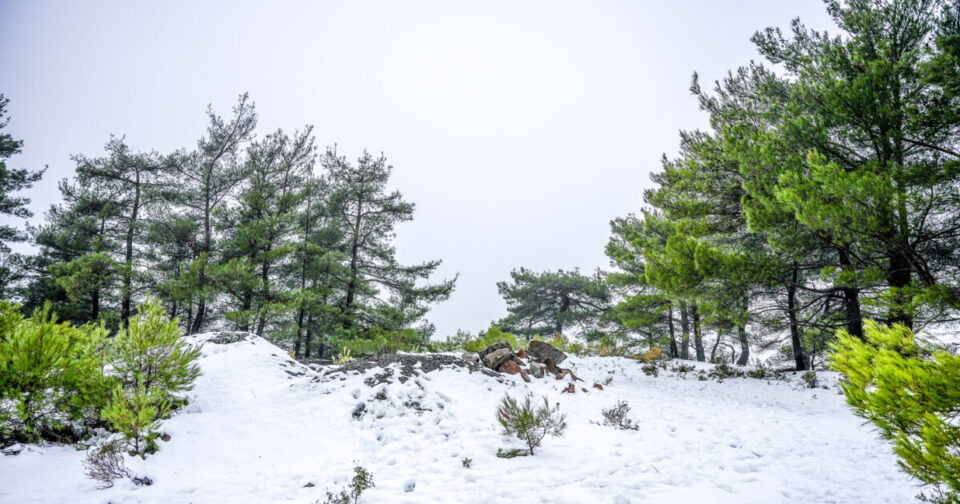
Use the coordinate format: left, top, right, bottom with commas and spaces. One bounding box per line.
0, 0, 834, 338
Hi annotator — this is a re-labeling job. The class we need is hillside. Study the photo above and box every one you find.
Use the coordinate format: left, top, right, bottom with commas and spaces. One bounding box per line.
0, 332, 917, 504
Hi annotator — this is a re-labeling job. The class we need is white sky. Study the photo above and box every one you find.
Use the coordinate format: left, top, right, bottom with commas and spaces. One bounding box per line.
0, 0, 834, 338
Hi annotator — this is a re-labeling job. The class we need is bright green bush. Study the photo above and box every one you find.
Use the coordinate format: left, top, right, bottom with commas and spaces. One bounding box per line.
0, 302, 111, 444
106, 299, 201, 455
463, 326, 519, 352
101, 384, 169, 457
334, 328, 424, 358
830, 321, 960, 502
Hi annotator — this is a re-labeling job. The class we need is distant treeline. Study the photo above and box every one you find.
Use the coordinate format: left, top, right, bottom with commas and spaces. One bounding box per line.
0, 93, 455, 358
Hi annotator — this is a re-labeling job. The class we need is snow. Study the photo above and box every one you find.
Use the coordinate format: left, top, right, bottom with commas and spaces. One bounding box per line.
0, 333, 920, 503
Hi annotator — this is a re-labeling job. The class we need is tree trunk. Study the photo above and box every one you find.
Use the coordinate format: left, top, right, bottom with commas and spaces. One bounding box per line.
736, 296, 749, 366
679, 302, 691, 360
887, 250, 913, 329
736, 323, 749, 366
555, 294, 570, 335
256, 263, 270, 336
667, 302, 679, 359
294, 305, 306, 358
92, 287, 100, 321
787, 266, 807, 370
691, 304, 705, 362
121, 170, 141, 325
343, 195, 363, 329
837, 248, 863, 340
710, 328, 722, 362
190, 193, 213, 335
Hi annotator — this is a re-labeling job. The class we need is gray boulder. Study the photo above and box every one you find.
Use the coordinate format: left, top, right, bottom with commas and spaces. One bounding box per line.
528, 340, 567, 365
482, 348, 514, 370
478, 341, 512, 362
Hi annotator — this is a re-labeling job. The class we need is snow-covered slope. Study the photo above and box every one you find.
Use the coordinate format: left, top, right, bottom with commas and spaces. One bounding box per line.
0, 333, 918, 503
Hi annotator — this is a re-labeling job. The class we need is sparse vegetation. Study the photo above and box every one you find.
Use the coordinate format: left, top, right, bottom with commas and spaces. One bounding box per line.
801, 371, 819, 389
595, 400, 639, 431
319, 465, 374, 504
496, 393, 567, 456
83, 441, 132, 488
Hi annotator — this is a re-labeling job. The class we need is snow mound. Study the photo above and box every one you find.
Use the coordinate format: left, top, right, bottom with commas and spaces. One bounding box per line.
0, 332, 919, 503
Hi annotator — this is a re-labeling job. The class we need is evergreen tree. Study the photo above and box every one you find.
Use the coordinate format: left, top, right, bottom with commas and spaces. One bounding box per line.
606, 212, 679, 357
0, 95, 44, 297
496, 267, 610, 339
171, 94, 257, 333
72, 136, 163, 323
751, 0, 960, 327
215, 127, 314, 335
323, 149, 456, 335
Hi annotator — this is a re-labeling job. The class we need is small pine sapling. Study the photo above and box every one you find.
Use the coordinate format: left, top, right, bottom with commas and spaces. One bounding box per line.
104, 299, 200, 456
496, 393, 566, 456
319, 465, 374, 504
101, 383, 170, 456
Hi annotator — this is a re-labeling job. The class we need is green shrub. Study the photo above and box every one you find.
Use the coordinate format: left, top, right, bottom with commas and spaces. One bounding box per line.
463, 325, 519, 353
101, 385, 169, 457
334, 328, 424, 358
708, 362, 744, 381
496, 393, 566, 456
111, 299, 201, 404
830, 321, 960, 502
106, 300, 200, 455
0, 302, 112, 444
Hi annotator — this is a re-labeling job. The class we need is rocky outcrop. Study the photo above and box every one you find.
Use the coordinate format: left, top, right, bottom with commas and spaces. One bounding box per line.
482, 348, 514, 370
528, 341, 567, 365
475, 340, 589, 387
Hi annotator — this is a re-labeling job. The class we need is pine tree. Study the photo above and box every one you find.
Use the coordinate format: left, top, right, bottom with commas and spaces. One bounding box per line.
496, 267, 610, 339
751, 0, 960, 326
323, 149, 456, 335
72, 136, 163, 323
171, 94, 257, 333
0, 95, 44, 298
215, 127, 314, 335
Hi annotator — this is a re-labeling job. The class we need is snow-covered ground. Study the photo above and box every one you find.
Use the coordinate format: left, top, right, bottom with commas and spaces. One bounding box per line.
0, 333, 919, 504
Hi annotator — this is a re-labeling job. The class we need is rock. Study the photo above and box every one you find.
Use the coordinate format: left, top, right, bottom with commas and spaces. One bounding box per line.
593, 383, 603, 390
582, 387, 589, 393
517, 348, 528, 359
461, 352, 480, 365
555, 367, 582, 382
482, 348, 514, 370
543, 358, 561, 375
528, 340, 567, 365
562, 382, 575, 393
528, 362, 546, 378
478, 341, 512, 362
303, 482, 315, 488
404, 480, 416, 492
498, 359, 531, 382
132, 476, 153, 486
352, 402, 366, 420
